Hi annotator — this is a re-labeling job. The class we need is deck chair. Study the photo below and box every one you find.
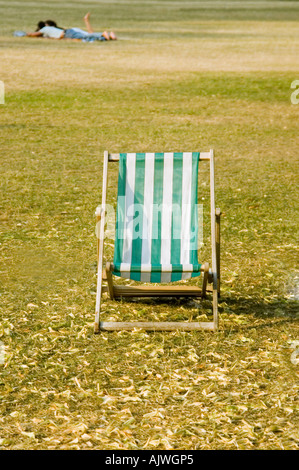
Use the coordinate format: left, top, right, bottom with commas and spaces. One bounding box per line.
94, 151, 221, 333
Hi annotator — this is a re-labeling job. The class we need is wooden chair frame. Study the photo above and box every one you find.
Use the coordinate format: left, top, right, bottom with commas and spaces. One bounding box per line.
94, 150, 221, 333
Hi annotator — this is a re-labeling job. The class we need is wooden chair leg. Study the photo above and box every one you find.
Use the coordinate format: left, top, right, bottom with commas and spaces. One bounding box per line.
94, 151, 109, 334
212, 285, 219, 331
94, 210, 103, 333
201, 262, 209, 298
215, 208, 221, 297
106, 262, 114, 300
96, 211, 102, 264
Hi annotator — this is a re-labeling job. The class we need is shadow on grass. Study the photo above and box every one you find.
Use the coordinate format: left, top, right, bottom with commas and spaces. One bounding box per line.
219, 294, 298, 333
222, 295, 298, 317
106, 291, 298, 331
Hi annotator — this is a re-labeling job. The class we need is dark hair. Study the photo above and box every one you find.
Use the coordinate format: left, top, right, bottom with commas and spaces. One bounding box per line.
45, 20, 57, 27
36, 21, 46, 31
45, 19, 65, 30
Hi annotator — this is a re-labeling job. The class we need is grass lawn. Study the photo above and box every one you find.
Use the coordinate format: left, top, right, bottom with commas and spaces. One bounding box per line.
0, 0, 298, 450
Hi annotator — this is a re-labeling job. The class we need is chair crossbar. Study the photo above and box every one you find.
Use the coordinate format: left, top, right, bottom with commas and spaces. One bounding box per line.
113, 285, 203, 297
100, 321, 215, 331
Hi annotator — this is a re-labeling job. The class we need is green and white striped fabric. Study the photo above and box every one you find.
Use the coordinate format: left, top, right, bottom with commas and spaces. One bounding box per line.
113, 152, 202, 283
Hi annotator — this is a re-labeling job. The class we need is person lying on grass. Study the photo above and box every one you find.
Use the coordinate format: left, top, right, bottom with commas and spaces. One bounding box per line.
23, 12, 116, 41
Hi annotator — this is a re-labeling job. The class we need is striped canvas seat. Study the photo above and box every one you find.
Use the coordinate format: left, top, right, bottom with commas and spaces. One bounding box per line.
112, 152, 201, 283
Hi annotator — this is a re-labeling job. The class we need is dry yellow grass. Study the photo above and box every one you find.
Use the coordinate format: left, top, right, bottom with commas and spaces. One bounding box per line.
1, 4, 299, 451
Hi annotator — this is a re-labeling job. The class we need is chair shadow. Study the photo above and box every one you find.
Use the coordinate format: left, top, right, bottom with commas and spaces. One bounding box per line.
217, 294, 298, 332
114, 291, 298, 332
